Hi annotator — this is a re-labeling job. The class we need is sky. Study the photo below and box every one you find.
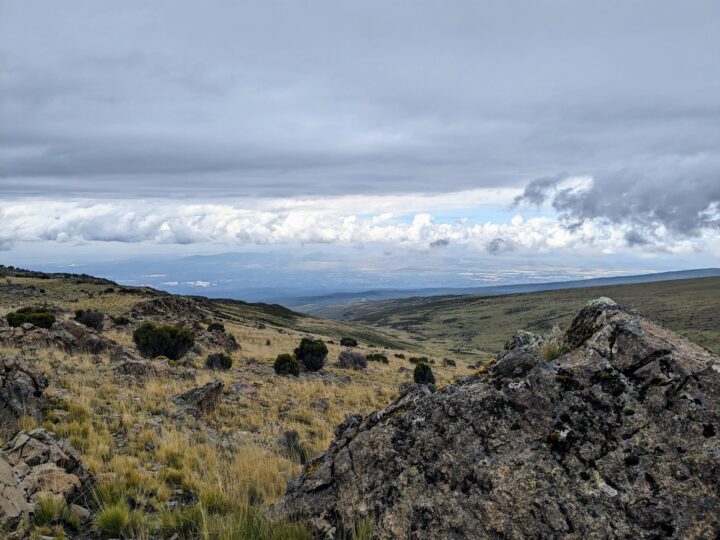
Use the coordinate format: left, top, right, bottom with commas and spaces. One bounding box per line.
1, 1, 719, 297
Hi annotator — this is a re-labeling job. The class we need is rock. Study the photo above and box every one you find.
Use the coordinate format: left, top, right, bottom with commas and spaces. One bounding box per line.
172, 381, 223, 417
130, 296, 206, 322
195, 329, 240, 353
113, 359, 164, 378
0, 356, 48, 440
0, 320, 115, 354
275, 298, 720, 539
503, 329, 546, 351
0, 429, 93, 532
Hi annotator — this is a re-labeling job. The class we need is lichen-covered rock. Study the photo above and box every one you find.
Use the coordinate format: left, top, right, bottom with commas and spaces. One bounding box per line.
275, 298, 720, 539
0, 319, 115, 354
0, 357, 48, 440
172, 380, 223, 417
0, 429, 93, 532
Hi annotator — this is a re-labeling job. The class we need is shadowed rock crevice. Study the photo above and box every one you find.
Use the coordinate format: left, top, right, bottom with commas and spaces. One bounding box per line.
274, 298, 720, 539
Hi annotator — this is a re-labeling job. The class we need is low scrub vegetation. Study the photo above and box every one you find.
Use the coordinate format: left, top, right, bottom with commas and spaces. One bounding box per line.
414, 362, 435, 385
6, 306, 56, 328
74, 309, 105, 330
338, 350, 367, 370
132, 321, 195, 360
207, 321, 225, 333
205, 352, 233, 370
294, 337, 328, 372
274, 353, 301, 376
340, 337, 358, 347
366, 352, 389, 364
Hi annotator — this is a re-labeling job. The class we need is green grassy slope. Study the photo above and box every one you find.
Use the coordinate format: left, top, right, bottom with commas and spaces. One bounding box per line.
313, 277, 720, 358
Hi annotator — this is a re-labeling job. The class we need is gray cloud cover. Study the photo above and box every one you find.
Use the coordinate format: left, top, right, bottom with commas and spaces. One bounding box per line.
1, 0, 719, 239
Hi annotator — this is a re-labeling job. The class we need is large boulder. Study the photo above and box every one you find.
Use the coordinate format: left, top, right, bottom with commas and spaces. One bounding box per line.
0, 429, 93, 532
275, 299, 720, 539
0, 357, 48, 440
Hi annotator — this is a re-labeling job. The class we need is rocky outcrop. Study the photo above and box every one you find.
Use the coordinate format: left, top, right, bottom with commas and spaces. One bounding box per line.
275, 299, 720, 539
172, 380, 223, 418
0, 319, 115, 354
194, 329, 240, 353
0, 357, 48, 440
0, 429, 93, 531
131, 296, 206, 322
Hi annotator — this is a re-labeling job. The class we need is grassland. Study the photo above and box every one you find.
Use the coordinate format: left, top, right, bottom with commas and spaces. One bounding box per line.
313, 276, 720, 358
0, 269, 458, 538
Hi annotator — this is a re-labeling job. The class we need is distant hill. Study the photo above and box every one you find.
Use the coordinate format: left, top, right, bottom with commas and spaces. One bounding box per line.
307, 276, 720, 360
291, 268, 720, 310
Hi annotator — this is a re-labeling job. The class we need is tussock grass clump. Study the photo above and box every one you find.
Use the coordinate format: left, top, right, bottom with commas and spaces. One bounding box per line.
294, 338, 328, 372
274, 353, 301, 376
94, 502, 130, 537
6, 306, 55, 328
133, 321, 195, 360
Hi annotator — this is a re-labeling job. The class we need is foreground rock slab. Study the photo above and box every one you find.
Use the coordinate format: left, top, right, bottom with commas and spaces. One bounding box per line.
0, 429, 93, 532
275, 298, 720, 539
0, 356, 48, 440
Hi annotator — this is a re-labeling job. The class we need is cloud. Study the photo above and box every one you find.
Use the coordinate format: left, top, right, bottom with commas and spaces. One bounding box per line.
515, 156, 720, 237
1, 196, 717, 257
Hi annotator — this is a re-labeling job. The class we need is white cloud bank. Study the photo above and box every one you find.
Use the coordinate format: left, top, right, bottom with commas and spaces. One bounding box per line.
1, 189, 718, 257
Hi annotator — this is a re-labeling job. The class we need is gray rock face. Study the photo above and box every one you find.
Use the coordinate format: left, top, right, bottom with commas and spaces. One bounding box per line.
275, 299, 720, 539
0, 429, 93, 532
0, 357, 48, 440
0, 319, 115, 354
172, 380, 223, 417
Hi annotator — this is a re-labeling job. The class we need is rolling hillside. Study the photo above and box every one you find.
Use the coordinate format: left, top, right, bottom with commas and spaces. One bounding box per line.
310, 277, 720, 359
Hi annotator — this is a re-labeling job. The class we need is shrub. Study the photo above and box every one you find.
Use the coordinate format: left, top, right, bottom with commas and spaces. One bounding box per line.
366, 352, 389, 364
207, 321, 225, 333
206, 352, 233, 370
75, 309, 104, 330
132, 322, 195, 360
394, 353, 406, 359
414, 362, 435, 385
112, 315, 130, 326
338, 350, 367, 370
294, 338, 328, 372
274, 353, 300, 376
340, 337, 358, 347
6, 306, 55, 329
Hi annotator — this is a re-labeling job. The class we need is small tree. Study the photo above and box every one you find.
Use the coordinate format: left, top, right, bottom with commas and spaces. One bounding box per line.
414, 362, 435, 385
338, 350, 367, 370
133, 322, 195, 360
294, 338, 328, 372
205, 352, 233, 370
274, 353, 301, 376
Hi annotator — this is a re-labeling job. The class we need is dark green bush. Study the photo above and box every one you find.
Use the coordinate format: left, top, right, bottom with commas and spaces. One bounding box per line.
274, 354, 301, 376
207, 322, 225, 333
367, 352, 389, 364
205, 352, 233, 370
413, 362, 435, 385
133, 322, 195, 360
340, 337, 357, 347
293, 338, 328, 372
6, 307, 55, 329
112, 315, 130, 326
74, 309, 104, 330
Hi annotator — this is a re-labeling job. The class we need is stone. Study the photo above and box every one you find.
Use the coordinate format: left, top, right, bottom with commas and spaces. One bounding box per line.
172, 380, 223, 417
275, 298, 720, 539
0, 429, 93, 532
0, 356, 48, 440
